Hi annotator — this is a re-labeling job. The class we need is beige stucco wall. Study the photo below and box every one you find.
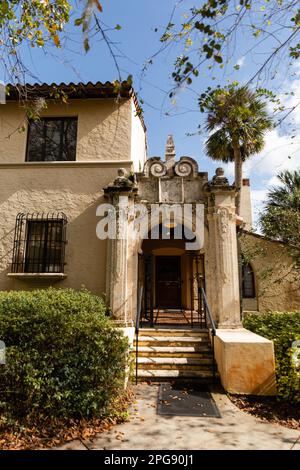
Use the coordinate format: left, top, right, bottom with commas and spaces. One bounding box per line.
0, 163, 132, 295
0, 95, 147, 296
130, 100, 147, 172
240, 232, 300, 312
0, 98, 146, 166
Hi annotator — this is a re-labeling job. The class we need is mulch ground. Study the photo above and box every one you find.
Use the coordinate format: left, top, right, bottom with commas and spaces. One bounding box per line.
229, 395, 300, 430
0, 389, 134, 450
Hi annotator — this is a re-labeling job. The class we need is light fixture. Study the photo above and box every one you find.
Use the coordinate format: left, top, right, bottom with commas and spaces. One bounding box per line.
163, 220, 178, 229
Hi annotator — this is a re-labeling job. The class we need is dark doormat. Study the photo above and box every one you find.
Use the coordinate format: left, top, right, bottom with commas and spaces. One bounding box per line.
157, 382, 221, 418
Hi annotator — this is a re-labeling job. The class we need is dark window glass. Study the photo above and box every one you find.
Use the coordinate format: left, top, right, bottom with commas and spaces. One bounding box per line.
242, 263, 256, 298
25, 221, 64, 273
26, 118, 77, 162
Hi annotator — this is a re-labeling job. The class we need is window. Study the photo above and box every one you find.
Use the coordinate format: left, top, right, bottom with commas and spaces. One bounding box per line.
12, 213, 67, 273
242, 263, 256, 298
26, 118, 77, 162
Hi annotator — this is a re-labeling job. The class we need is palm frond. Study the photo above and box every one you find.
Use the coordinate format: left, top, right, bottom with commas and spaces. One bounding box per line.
265, 170, 300, 210
204, 85, 273, 164
205, 129, 234, 162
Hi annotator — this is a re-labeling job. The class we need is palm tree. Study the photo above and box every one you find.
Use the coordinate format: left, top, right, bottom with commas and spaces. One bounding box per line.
204, 85, 273, 215
260, 169, 300, 247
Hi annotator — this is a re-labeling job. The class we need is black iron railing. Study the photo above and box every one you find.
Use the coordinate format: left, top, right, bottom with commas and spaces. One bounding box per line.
135, 285, 144, 385
200, 287, 217, 382
189, 253, 206, 328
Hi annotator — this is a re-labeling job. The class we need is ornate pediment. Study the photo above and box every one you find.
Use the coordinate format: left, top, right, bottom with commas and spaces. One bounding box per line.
142, 156, 199, 180
104, 136, 208, 204
137, 137, 206, 203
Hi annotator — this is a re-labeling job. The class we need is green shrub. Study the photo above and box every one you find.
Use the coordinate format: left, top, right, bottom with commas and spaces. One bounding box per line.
244, 311, 300, 403
0, 288, 129, 420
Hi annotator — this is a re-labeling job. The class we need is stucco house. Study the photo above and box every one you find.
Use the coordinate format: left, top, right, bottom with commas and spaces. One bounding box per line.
0, 81, 299, 394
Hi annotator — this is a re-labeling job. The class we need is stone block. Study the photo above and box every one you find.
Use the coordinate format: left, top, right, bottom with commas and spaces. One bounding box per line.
214, 328, 277, 395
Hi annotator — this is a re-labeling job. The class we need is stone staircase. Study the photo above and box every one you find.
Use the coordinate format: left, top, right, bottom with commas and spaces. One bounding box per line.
134, 328, 216, 381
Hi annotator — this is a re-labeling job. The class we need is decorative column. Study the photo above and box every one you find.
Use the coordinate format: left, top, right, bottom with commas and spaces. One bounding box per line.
104, 169, 137, 326
205, 168, 242, 328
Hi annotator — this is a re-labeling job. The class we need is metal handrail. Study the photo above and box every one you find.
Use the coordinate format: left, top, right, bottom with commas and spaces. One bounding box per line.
135, 285, 144, 385
200, 287, 216, 335
200, 287, 217, 381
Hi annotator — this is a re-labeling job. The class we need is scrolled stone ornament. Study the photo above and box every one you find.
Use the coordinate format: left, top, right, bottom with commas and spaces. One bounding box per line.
150, 161, 167, 177
174, 161, 193, 177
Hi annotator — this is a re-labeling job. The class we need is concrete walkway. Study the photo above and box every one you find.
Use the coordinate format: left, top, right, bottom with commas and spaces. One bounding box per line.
56, 384, 300, 451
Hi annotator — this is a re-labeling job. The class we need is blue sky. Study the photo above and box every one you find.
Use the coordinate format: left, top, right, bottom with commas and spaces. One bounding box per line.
2, 0, 300, 228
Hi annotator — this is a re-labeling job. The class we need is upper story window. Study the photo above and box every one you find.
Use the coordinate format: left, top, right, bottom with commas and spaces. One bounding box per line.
26, 118, 77, 162
11, 213, 67, 274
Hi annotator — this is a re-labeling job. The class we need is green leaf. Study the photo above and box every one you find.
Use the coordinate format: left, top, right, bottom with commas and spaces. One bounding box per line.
74, 18, 83, 27
126, 74, 133, 86
214, 55, 223, 63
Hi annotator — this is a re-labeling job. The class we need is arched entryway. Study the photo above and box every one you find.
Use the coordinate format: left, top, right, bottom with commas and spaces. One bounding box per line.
138, 224, 205, 327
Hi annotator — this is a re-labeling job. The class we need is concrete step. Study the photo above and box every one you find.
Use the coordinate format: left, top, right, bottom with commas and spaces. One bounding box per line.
137, 369, 215, 380
137, 357, 212, 365
134, 327, 215, 382
139, 328, 209, 337
135, 336, 210, 347
137, 346, 212, 358
137, 357, 212, 370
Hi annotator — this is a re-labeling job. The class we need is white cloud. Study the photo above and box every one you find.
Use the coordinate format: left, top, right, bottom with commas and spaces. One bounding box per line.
245, 126, 300, 227
244, 68, 300, 228
251, 189, 268, 203
244, 129, 300, 178
245, 63, 300, 180
265, 175, 280, 187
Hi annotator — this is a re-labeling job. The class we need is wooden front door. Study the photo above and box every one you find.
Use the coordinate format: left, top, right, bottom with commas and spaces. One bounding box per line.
155, 256, 181, 308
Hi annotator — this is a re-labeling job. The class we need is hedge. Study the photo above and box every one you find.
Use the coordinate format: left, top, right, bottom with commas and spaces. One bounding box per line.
244, 311, 300, 403
0, 288, 129, 420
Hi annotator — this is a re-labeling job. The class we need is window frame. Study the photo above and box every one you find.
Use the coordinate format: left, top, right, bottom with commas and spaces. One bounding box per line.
24, 220, 64, 273
25, 117, 78, 163
11, 213, 67, 274
242, 262, 256, 299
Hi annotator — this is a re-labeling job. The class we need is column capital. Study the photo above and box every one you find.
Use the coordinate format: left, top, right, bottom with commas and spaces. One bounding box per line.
104, 168, 138, 202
